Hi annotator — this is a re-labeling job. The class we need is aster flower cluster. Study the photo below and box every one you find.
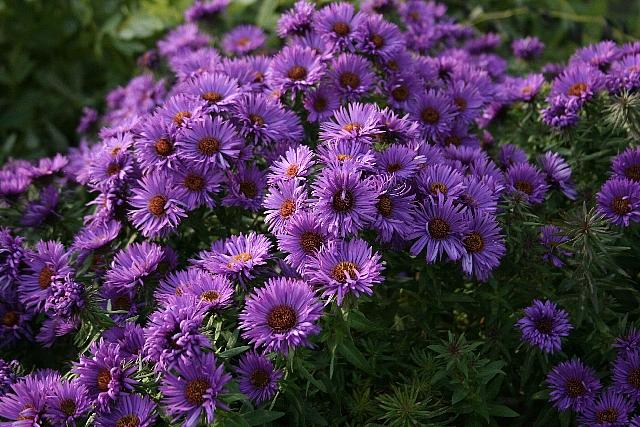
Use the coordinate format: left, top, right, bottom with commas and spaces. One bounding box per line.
2, 0, 640, 425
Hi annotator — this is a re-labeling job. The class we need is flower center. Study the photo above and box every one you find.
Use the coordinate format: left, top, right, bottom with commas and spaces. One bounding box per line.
237, 37, 250, 47
107, 162, 121, 176
337, 153, 352, 162
249, 114, 265, 126
564, 378, 586, 397
535, 317, 553, 334
185, 378, 210, 405
200, 290, 220, 302
342, 122, 361, 132
428, 218, 450, 239
232, 252, 253, 263
596, 408, 619, 423
430, 182, 448, 195
113, 295, 131, 311
250, 369, 270, 388
521, 85, 533, 96
332, 261, 359, 283
60, 399, 76, 416
172, 111, 191, 126
148, 195, 166, 216
38, 266, 54, 289
198, 137, 220, 156
339, 72, 360, 89
385, 163, 402, 173
116, 414, 141, 427
253, 71, 265, 83
628, 368, 640, 389
445, 135, 461, 146
454, 97, 467, 110
313, 96, 327, 112
463, 232, 484, 253
2, 311, 18, 327
421, 107, 440, 124
155, 138, 173, 156
567, 82, 587, 97
279, 199, 296, 218
391, 85, 409, 101
97, 369, 111, 392
514, 180, 533, 195
300, 231, 323, 253
625, 164, 640, 182
184, 174, 205, 192
332, 190, 354, 212
611, 197, 631, 215
288, 65, 308, 81
370, 34, 384, 49
333, 22, 350, 36
239, 181, 258, 198
202, 91, 223, 103
285, 164, 299, 177
267, 305, 297, 333
376, 195, 393, 217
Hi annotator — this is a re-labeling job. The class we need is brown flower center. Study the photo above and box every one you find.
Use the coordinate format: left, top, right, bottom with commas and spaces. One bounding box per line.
249, 114, 265, 126
595, 408, 618, 423
428, 218, 450, 239
567, 82, 587, 97
514, 181, 533, 195
463, 232, 484, 253
113, 295, 131, 311
339, 72, 360, 89
430, 182, 448, 195
336, 153, 352, 162
386, 163, 402, 173
202, 91, 223, 103
313, 96, 327, 112
184, 174, 205, 192
628, 368, 640, 389
332, 190, 354, 212
300, 231, 323, 254
253, 71, 265, 83
288, 65, 307, 81
250, 369, 270, 388
285, 164, 299, 177
198, 137, 220, 156
370, 34, 384, 49
237, 37, 250, 47
97, 369, 111, 392
332, 261, 359, 283
333, 22, 350, 37
444, 135, 461, 146
116, 414, 140, 427
2, 311, 18, 327
267, 305, 297, 333
148, 195, 166, 216
173, 111, 191, 126
185, 378, 209, 405
60, 399, 76, 416
107, 162, 121, 176
521, 85, 533, 96
155, 138, 173, 156
233, 252, 253, 263
564, 378, 586, 397
376, 195, 393, 217
391, 85, 409, 101
612, 197, 631, 215
342, 122, 361, 132
454, 97, 467, 110
279, 199, 296, 218
625, 164, 640, 182
421, 107, 440, 124
38, 266, 53, 289
239, 181, 257, 198
535, 318, 553, 334
200, 290, 220, 302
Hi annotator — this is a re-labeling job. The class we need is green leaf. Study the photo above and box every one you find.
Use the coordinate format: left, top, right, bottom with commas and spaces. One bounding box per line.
243, 409, 285, 425
337, 339, 373, 373
218, 345, 250, 358
488, 403, 520, 418
451, 386, 469, 405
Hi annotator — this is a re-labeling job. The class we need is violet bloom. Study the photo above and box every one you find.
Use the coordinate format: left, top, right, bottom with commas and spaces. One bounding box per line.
328, 53, 375, 101
447, 81, 485, 126
571, 40, 620, 72
72, 219, 121, 264
234, 93, 302, 144
546, 358, 601, 412
354, 13, 404, 60
369, 177, 415, 243
268, 45, 324, 94
550, 64, 604, 102
44, 380, 91, 426
304, 84, 341, 122
596, 177, 640, 227
44, 274, 85, 319
508, 74, 545, 102
182, 72, 241, 113
172, 161, 223, 210
409, 89, 457, 141
539, 225, 572, 268
239, 277, 323, 354
203, 233, 272, 282
177, 114, 243, 169
541, 95, 582, 129
95, 393, 158, 427
614, 328, 640, 355
612, 350, 640, 402
516, 299, 572, 354
578, 390, 633, 427
538, 151, 577, 200
104, 242, 165, 290
222, 25, 266, 56
612, 146, 640, 183
157, 23, 211, 58
416, 163, 465, 200
314, 2, 363, 51
460, 212, 506, 282
185, 274, 234, 312
0, 229, 26, 291
222, 164, 268, 212
237, 352, 282, 405
277, 211, 332, 273
0, 359, 18, 397
160, 352, 231, 427
511, 36, 545, 60
263, 179, 309, 234
267, 144, 315, 185
505, 163, 549, 204
185, 0, 229, 23
320, 102, 382, 145
0, 376, 47, 425
158, 94, 204, 130
459, 176, 499, 214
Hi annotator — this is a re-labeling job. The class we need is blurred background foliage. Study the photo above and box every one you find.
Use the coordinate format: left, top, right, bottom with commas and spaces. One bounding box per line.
1, 0, 639, 162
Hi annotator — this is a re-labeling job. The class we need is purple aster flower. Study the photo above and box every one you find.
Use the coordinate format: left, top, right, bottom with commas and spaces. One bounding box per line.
612, 350, 640, 402
172, 161, 223, 210
88, 149, 136, 192
102, 323, 146, 360
375, 144, 423, 180
133, 115, 178, 172
328, 53, 375, 101
71, 219, 121, 265
95, 393, 158, 427
612, 146, 640, 183
160, 352, 231, 427
182, 72, 241, 113
320, 102, 382, 145
19, 240, 72, 312
317, 140, 376, 172
185, 0, 229, 22
542, 62, 565, 79
157, 23, 211, 58
409, 89, 457, 141
539, 225, 572, 268
311, 165, 377, 237
73, 340, 137, 410
222, 25, 266, 56
234, 93, 302, 144
314, 2, 363, 51
409, 192, 468, 262
0, 298, 33, 349
571, 40, 620, 72
381, 72, 420, 110
511, 36, 545, 60
498, 144, 528, 168
0, 359, 18, 397
105, 242, 167, 291
416, 163, 465, 200
44, 274, 85, 319
37, 316, 79, 347
0, 376, 47, 425
239, 277, 323, 354
505, 163, 549, 204
546, 358, 601, 413
267, 144, 315, 185
596, 178, 640, 227
578, 390, 633, 427
277, 211, 332, 273
155, 268, 205, 304
507, 73, 545, 102
143, 295, 209, 370
354, 13, 404, 60
464, 33, 502, 54
21, 184, 59, 227
158, 94, 204, 131
538, 151, 577, 200
277, 0, 316, 38
615, 328, 640, 354
307, 238, 384, 304
304, 84, 340, 122
237, 352, 282, 405
168, 47, 222, 81
177, 115, 243, 169
222, 164, 267, 212
203, 233, 272, 282
550, 64, 605, 102
76, 106, 98, 134
0, 169, 31, 197
460, 212, 505, 281
516, 299, 572, 354
128, 172, 187, 238
185, 274, 234, 312
268, 45, 324, 94
458, 176, 499, 214
44, 380, 91, 426
447, 81, 485, 126
263, 179, 309, 234
608, 54, 640, 93
0, 229, 26, 290
31, 153, 69, 180
541, 95, 582, 129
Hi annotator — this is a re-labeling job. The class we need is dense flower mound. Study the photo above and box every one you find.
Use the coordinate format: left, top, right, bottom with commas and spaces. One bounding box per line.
1, 0, 640, 425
